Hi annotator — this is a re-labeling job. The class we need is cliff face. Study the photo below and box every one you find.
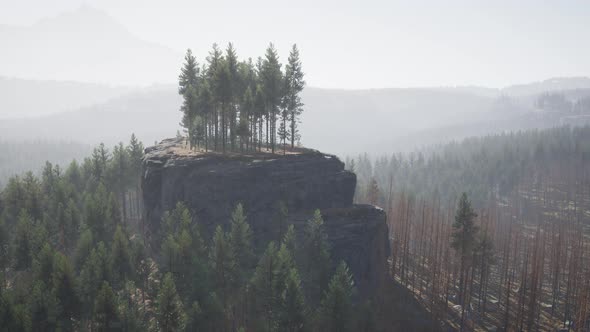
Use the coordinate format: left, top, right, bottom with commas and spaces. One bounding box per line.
142, 138, 389, 297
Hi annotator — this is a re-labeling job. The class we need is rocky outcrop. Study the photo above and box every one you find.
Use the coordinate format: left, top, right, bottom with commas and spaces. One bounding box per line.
142, 138, 389, 297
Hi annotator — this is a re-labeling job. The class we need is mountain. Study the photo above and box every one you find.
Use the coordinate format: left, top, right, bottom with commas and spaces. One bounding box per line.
0, 84, 495, 155
2, 76, 590, 157
502, 77, 590, 96
0, 5, 181, 85
0, 77, 133, 118
0, 85, 182, 146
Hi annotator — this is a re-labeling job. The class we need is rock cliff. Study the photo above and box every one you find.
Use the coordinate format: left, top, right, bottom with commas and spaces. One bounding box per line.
142, 138, 389, 297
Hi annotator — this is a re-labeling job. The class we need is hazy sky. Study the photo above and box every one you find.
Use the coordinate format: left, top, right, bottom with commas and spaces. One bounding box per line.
1, 0, 590, 88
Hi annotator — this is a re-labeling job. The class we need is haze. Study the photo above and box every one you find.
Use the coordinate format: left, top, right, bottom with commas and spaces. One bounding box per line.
2, 0, 590, 88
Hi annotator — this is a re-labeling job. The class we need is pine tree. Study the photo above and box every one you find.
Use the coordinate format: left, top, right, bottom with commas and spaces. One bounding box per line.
120, 281, 146, 332
261, 43, 283, 153
302, 209, 331, 304
210, 225, 236, 314
318, 261, 355, 332
283, 44, 305, 149
207, 43, 224, 151
93, 281, 120, 332
278, 119, 289, 154
29, 281, 58, 332
279, 268, 307, 332
0, 218, 8, 288
282, 224, 297, 258
229, 203, 254, 279
74, 229, 93, 270
79, 242, 112, 314
156, 273, 186, 332
111, 225, 133, 285
32, 243, 54, 285
226, 43, 239, 151
451, 192, 478, 329
52, 252, 80, 330
178, 49, 200, 145
13, 211, 34, 271
250, 242, 280, 331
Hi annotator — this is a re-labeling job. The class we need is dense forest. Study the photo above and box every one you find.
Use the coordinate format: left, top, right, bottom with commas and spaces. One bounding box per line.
350, 125, 590, 330
0, 134, 380, 331
177, 43, 305, 154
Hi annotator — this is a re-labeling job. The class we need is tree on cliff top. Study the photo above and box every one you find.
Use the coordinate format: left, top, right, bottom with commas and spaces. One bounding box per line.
177, 43, 304, 154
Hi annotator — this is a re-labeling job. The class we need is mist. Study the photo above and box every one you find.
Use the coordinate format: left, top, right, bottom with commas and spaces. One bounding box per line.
2, 2, 590, 331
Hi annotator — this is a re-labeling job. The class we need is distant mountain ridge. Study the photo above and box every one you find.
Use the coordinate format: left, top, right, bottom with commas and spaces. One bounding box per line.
0, 6, 181, 85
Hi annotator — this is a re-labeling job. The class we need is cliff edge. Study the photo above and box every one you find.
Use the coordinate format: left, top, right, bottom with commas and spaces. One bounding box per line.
142, 138, 389, 297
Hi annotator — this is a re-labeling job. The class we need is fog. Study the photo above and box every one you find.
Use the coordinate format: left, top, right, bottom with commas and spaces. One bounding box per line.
2, 1, 590, 166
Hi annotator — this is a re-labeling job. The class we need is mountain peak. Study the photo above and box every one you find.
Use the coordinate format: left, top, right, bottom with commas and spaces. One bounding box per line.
32, 4, 130, 36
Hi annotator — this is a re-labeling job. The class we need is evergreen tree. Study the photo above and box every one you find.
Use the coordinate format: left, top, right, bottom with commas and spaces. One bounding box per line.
250, 242, 280, 331
120, 281, 146, 332
178, 49, 200, 145
111, 225, 133, 285
283, 44, 305, 149
279, 268, 307, 332
209, 225, 235, 315
318, 261, 355, 332
283, 224, 297, 252
261, 43, 283, 153
156, 273, 186, 332
91, 143, 110, 182
229, 203, 254, 279
52, 252, 80, 330
127, 134, 144, 179
302, 209, 331, 304
207, 43, 224, 151
79, 242, 112, 314
93, 281, 120, 332
0, 219, 8, 288
29, 281, 58, 332
451, 192, 478, 318
74, 229, 93, 270
32, 243, 54, 285
13, 211, 34, 270
84, 183, 119, 243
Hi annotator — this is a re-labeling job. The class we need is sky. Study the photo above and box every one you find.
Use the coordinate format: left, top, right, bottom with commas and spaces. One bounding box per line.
1, 0, 590, 89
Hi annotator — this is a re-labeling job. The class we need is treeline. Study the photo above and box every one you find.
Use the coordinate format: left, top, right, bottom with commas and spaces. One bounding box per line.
350, 125, 590, 330
349, 125, 590, 207
0, 137, 374, 331
0, 140, 90, 189
178, 43, 305, 154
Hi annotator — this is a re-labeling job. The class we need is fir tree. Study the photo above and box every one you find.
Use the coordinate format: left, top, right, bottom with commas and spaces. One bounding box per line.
302, 209, 331, 304
52, 252, 80, 330
283, 44, 305, 149
93, 281, 120, 332
210, 225, 236, 315
156, 273, 186, 332
250, 242, 280, 331
279, 268, 307, 332
110, 225, 133, 285
229, 203, 254, 279
318, 261, 355, 332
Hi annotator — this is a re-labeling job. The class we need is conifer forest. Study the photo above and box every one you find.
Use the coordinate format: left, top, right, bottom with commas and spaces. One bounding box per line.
2, 3, 590, 331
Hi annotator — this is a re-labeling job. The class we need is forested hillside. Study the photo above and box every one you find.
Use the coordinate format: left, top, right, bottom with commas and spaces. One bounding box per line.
0, 140, 90, 189
0, 133, 392, 331
351, 125, 590, 330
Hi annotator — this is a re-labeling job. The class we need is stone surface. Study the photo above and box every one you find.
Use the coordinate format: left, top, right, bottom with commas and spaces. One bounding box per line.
142, 138, 389, 297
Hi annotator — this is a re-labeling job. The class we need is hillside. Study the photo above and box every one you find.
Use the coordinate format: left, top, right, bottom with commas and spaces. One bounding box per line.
0, 6, 181, 85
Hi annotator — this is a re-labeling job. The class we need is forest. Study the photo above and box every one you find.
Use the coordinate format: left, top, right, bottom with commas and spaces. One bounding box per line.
177, 43, 305, 154
0, 134, 378, 331
351, 125, 590, 330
